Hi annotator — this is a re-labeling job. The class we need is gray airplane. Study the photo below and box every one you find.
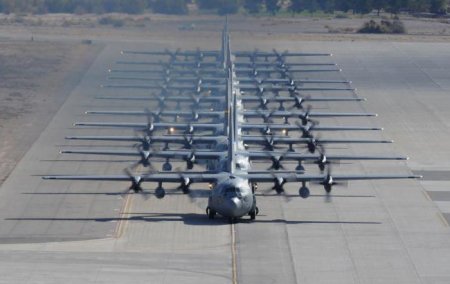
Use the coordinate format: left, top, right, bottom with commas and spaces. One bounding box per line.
85, 108, 376, 125
59, 147, 408, 173
42, 22, 421, 221
95, 93, 365, 111
64, 134, 393, 153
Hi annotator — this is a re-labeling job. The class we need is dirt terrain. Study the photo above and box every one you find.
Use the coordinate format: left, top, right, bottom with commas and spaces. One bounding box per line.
0, 40, 101, 184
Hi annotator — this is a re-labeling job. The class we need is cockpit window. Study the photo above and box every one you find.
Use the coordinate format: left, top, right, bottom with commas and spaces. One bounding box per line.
223, 187, 241, 197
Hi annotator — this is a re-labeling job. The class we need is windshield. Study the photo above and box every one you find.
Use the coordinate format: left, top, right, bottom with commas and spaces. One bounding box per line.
223, 187, 241, 198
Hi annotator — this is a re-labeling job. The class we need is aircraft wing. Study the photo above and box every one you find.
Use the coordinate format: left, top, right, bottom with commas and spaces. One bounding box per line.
235, 68, 341, 74
66, 135, 143, 142
241, 124, 382, 131
42, 173, 221, 183
74, 122, 224, 131
85, 110, 225, 119
42, 172, 421, 185
244, 173, 421, 183
240, 96, 365, 103
61, 149, 226, 159
237, 78, 351, 84
241, 136, 393, 145
239, 85, 355, 92
121, 50, 220, 57
65, 135, 228, 144
101, 84, 226, 91
96, 96, 226, 103
233, 51, 331, 57
242, 151, 408, 161
241, 110, 377, 118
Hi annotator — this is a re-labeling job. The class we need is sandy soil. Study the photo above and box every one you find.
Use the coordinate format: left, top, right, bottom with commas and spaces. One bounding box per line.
0, 13, 449, 42
0, 40, 101, 184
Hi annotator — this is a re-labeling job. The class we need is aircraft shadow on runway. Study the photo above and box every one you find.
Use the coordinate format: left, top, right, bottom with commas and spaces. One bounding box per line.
5, 213, 381, 226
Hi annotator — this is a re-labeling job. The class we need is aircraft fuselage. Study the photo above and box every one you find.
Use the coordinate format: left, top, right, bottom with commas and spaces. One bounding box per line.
207, 176, 256, 219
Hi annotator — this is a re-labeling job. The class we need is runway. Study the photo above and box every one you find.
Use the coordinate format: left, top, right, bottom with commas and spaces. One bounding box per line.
0, 36, 449, 283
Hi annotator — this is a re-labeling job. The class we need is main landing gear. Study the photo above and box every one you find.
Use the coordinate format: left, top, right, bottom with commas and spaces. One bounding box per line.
206, 207, 216, 219
249, 206, 259, 220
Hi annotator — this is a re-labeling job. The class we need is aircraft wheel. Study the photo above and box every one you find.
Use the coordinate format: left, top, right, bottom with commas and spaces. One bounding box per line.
206, 207, 216, 219
249, 211, 256, 220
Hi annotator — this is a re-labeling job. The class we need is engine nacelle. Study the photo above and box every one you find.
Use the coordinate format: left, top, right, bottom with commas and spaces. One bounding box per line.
155, 186, 166, 199
162, 161, 172, 171
299, 186, 310, 199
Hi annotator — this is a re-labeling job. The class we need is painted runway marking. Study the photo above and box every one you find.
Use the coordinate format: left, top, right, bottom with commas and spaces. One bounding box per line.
231, 222, 238, 284
114, 193, 133, 238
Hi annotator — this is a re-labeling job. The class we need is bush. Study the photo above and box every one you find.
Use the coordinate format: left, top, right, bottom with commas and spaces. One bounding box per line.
217, 0, 239, 15
152, 0, 188, 15
357, 19, 406, 34
98, 16, 124, 27
334, 12, 348, 19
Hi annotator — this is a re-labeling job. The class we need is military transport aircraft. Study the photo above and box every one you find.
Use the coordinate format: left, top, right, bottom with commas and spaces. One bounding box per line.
42, 21, 421, 221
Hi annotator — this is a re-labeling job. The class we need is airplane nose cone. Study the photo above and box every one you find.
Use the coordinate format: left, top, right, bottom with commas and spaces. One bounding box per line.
230, 197, 242, 209
225, 197, 243, 217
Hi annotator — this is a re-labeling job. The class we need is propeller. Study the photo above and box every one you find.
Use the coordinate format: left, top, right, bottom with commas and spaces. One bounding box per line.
123, 168, 144, 193
316, 166, 347, 202
258, 97, 269, 110
267, 152, 287, 171
273, 48, 283, 63
295, 120, 317, 138
133, 149, 153, 168
139, 108, 156, 136
190, 94, 202, 108
184, 123, 195, 135
263, 135, 276, 151
314, 146, 340, 172
305, 135, 324, 154
257, 109, 277, 123
290, 94, 311, 110
182, 134, 195, 149
177, 174, 192, 194
185, 150, 197, 169
121, 168, 151, 200
298, 105, 318, 126
261, 125, 272, 135
272, 176, 286, 194
146, 107, 162, 123
192, 110, 200, 121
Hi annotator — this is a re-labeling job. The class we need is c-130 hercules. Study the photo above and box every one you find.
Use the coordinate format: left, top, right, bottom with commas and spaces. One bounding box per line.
42, 20, 421, 221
